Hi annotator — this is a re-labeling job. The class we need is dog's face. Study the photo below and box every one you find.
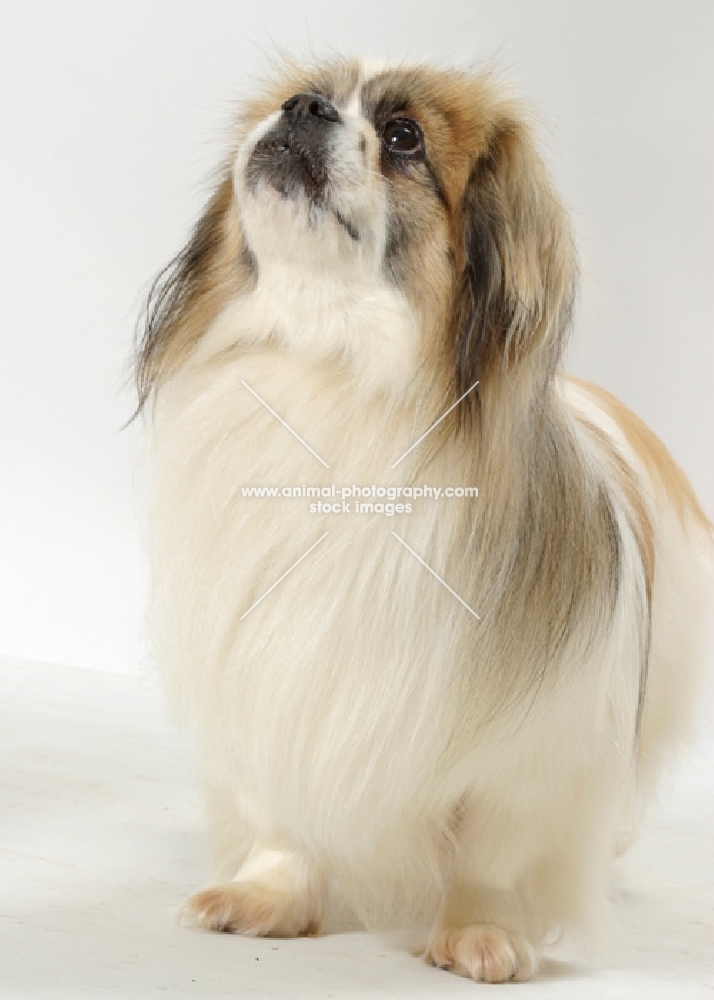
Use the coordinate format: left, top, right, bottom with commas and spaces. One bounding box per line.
236, 62, 470, 286
137, 59, 576, 414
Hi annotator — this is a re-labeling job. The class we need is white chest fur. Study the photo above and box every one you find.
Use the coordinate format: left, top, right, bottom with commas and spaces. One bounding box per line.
148, 323, 473, 856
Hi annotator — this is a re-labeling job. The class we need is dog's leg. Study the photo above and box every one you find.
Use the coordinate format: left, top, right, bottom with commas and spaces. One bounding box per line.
202, 778, 255, 882
180, 843, 327, 937
423, 881, 539, 983
421, 768, 624, 982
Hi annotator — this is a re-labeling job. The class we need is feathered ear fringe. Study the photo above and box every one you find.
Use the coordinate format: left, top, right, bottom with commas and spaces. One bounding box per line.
134, 171, 250, 416
451, 115, 577, 418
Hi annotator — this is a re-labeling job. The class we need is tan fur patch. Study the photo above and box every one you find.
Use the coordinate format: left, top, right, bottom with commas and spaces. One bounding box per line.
567, 375, 711, 534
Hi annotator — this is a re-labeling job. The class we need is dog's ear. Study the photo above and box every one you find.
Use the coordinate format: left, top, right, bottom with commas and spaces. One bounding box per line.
134, 170, 250, 414
452, 115, 577, 399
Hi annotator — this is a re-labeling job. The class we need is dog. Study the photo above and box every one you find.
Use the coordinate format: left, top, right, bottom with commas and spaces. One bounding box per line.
136, 58, 713, 983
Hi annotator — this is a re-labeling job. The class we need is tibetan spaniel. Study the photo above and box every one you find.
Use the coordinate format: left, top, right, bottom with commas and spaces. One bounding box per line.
136, 58, 712, 983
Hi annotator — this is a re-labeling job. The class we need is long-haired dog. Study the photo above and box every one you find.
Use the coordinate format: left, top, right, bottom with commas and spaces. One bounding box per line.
136, 58, 713, 982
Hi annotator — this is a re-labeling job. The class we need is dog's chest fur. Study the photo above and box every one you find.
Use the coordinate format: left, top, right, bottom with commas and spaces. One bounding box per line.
149, 340, 479, 845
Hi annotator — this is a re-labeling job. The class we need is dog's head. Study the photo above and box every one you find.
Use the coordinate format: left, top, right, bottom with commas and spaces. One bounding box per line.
137, 59, 576, 414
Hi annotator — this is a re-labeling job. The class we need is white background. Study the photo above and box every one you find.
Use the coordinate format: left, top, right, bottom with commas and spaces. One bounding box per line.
1, 0, 712, 673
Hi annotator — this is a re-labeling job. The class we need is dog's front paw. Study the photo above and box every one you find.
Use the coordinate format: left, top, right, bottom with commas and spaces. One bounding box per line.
424, 924, 538, 983
179, 881, 320, 938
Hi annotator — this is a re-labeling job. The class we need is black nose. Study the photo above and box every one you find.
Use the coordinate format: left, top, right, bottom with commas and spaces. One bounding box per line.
281, 92, 341, 124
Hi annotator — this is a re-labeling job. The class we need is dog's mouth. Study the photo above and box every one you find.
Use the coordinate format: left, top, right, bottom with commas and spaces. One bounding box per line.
245, 133, 360, 241
247, 132, 330, 204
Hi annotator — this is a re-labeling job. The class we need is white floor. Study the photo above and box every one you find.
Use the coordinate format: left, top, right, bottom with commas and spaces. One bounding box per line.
1, 658, 712, 999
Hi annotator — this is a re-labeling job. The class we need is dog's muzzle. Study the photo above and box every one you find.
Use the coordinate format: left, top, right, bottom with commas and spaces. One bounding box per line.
246, 92, 342, 203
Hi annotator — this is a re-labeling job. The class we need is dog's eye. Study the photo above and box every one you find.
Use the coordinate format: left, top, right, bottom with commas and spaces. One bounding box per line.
382, 118, 424, 158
